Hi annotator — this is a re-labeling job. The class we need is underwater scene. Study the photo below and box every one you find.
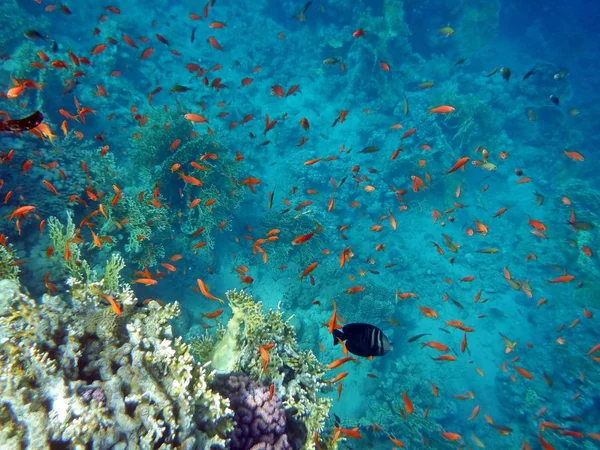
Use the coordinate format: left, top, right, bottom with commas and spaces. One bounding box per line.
0, 0, 599, 448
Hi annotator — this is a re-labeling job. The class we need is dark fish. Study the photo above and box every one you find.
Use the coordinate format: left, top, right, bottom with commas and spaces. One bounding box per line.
171, 85, 191, 92
534, 191, 544, 206
333, 323, 392, 357
334, 414, 341, 427
294, 1, 312, 21
549, 95, 560, 106
569, 221, 594, 230
454, 58, 467, 65
51, 40, 58, 53
268, 189, 275, 209
500, 67, 511, 81
0, 111, 44, 133
439, 328, 450, 334
451, 299, 464, 310
323, 58, 339, 65
338, 176, 348, 187
24, 30, 47, 41
486, 67, 498, 77
559, 416, 582, 422
407, 333, 431, 343
62, 79, 80, 95
489, 424, 513, 435
191, 25, 197, 43
359, 146, 379, 154
522, 67, 537, 80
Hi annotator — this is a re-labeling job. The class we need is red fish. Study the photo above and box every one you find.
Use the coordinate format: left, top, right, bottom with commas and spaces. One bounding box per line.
207, 36, 223, 50
446, 157, 470, 174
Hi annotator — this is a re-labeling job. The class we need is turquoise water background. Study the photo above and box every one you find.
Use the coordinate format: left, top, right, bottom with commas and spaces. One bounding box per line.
1, 0, 599, 448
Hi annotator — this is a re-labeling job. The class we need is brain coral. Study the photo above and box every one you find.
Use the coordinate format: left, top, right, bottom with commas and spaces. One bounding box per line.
211, 372, 306, 450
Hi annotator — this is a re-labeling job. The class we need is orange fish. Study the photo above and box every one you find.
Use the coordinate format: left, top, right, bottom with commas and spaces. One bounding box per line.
446, 157, 470, 174
140, 47, 154, 59
300, 262, 318, 280
196, 278, 223, 303
133, 278, 158, 286
100, 294, 122, 317
514, 366, 534, 380
202, 309, 224, 319
184, 113, 209, 123
208, 36, 223, 50
402, 392, 414, 414
419, 305, 438, 318
42, 180, 60, 196
330, 371, 348, 384
429, 105, 455, 114
327, 357, 357, 369
564, 150, 584, 161
345, 286, 365, 294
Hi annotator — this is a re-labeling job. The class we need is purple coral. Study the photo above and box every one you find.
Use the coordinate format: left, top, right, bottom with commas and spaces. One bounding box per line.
80, 386, 106, 406
211, 373, 304, 450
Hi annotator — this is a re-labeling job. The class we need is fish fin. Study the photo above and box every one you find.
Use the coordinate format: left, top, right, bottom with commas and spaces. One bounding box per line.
332, 329, 344, 346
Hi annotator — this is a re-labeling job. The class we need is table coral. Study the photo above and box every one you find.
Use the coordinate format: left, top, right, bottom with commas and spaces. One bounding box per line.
0, 277, 232, 449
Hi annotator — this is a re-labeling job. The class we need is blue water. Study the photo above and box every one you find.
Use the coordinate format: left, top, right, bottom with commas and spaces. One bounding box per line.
1, 0, 599, 448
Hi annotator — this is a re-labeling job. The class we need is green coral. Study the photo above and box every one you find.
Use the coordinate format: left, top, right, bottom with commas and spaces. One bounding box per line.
0, 245, 19, 281
212, 289, 332, 450
127, 106, 245, 260
189, 326, 225, 365
47, 213, 92, 282
101, 253, 126, 293
47, 216, 131, 309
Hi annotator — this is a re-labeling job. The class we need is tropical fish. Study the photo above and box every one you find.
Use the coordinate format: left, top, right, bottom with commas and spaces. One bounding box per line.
294, 1, 312, 21
333, 323, 392, 357
0, 111, 44, 133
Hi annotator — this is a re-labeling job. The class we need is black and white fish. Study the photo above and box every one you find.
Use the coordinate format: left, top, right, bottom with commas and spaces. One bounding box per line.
333, 323, 392, 357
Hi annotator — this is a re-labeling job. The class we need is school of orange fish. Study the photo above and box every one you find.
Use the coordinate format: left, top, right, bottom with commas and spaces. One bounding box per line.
1, 1, 599, 449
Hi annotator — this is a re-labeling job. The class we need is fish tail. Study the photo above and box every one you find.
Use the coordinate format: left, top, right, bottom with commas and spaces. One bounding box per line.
332, 329, 344, 346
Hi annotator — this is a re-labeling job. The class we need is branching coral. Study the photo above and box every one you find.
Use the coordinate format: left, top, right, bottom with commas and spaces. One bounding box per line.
47, 213, 92, 282
189, 326, 225, 365
101, 253, 126, 293
0, 245, 19, 281
0, 277, 232, 449
114, 195, 169, 268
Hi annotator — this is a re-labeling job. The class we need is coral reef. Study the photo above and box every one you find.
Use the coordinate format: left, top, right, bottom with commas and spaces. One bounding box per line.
212, 372, 304, 450
0, 276, 232, 449
47, 213, 92, 282
211, 290, 333, 450
0, 244, 20, 281
455, 0, 500, 56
